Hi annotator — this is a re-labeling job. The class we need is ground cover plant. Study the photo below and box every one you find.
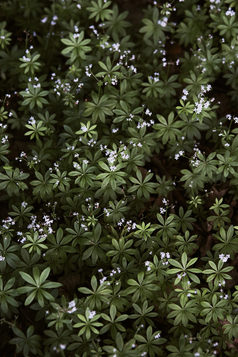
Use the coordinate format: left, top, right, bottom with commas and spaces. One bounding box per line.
1, 0, 238, 355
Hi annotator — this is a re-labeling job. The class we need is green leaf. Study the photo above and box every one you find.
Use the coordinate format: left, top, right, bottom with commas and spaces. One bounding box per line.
39, 267, 50, 284
181, 252, 187, 267
25, 291, 37, 306
19, 272, 36, 286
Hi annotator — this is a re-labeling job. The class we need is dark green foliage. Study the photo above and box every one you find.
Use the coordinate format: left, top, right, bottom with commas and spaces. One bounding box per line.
1, 0, 238, 356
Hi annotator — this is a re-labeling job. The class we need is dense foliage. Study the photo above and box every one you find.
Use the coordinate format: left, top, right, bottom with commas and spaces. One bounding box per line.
1, 0, 238, 355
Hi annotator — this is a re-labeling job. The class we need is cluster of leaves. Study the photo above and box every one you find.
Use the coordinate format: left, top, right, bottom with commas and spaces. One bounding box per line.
1, 0, 238, 356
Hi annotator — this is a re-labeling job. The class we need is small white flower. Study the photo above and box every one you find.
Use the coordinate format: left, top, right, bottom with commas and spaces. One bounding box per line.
219, 254, 230, 263
100, 277, 107, 284
145, 108, 152, 116
88, 310, 96, 319
226, 8, 235, 16
41, 16, 48, 23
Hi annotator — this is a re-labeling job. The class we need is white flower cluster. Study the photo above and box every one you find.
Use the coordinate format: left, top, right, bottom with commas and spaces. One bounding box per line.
163, 198, 169, 205
226, 114, 238, 124
0, 122, 7, 129
88, 310, 96, 319
81, 223, 88, 231
26, 214, 54, 238
105, 148, 117, 165
158, 17, 168, 28
51, 15, 58, 26
53, 344, 66, 352
74, 25, 79, 33
104, 208, 110, 217
160, 207, 166, 214
87, 138, 97, 147
51, 74, 82, 97
125, 220, 137, 232
116, 218, 136, 231
32, 154, 41, 164
105, 75, 118, 86
160, 252, 170, 265
181, 88, 188, 101
89, 25, 99, 38
219, 293, 229, 300
109, 42, 120, 52
226, 8, 235, 17
174, 150, 184, 160
115, 49, 137, 73
67, 300, 77, 313
1, 216, 15, 230
102, 144, 129, 164
99, 276, 107, 285
154, 332, 161, 339
126, 113, 134, 122
20, 49, 31, 62
145, 108, 152, 116
110, 267, 121, 277
100, 40, 109, 49
1, 134, 8, 144
17, 231, 26, 244
98, 268, 116, 285
209, 0, 220, 4
149, 72, 160, 82
145, 261, 151, 271
194, 97, 210, 114
190, 146, 202, 168
112, 127, 119, 133
109, 165, 117, 171
28, 116, 36, 125
120, 150, 129, 160
219, 253, 230, 263
117, 217, 125, 226
73, 162, 81, 170
21, 201, 28, 208
85, 64, 93, 77
137, 118, 154, 129
177, 272, 186, 280
28, 76, 41, 88
128, 140, 143, 148
64, 143, 75, 151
